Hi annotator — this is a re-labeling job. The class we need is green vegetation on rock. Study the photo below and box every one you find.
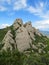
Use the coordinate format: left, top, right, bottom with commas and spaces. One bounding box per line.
0, 49, 49, 65
0, 27, 10, 42
0, 19, 49, 65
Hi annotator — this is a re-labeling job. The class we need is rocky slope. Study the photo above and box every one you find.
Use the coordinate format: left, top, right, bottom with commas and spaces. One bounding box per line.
0, 19, 48, 53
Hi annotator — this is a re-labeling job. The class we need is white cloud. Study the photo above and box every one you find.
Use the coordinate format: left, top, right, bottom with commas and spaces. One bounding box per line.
0, 0, 11, 4
27, 1, 49, 19
27, 6, 42, 14
0, 24, 10, 29
33, 20, 49, 31
39, 2, 44, 8
27, 2, 44, 13
0, 6, 7, 11
6, 0, 11, 4
0, 0, 10, 11
0, 0, 27, 11
13, 0, 27, 10
0, 0, 49, 20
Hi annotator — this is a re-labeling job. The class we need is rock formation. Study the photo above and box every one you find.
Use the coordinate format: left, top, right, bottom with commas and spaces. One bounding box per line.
2, 30, 15, 50
15, 26, 31, 52
2, 19, 47, 53
25, 22, 35, 40
13, 19, 23, 30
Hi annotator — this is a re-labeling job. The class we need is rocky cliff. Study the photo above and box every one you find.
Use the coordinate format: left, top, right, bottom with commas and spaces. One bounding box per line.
2, 19, 47, 53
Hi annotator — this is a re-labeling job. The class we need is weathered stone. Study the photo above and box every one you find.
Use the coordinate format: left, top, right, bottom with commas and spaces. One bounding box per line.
38, 42, 47, 48
15, 26, 31, 52
25, 22, 35, 40
13, 23, 20, 30
13, 19, 23, 30
2, 30, 15, 50
32, 44, 38, 49
1, 19, 47, 53
38, 49, 42, 53
35, 29, 41, 36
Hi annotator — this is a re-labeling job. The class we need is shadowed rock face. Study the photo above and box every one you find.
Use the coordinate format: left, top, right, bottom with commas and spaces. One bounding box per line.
2, 19, 47, 52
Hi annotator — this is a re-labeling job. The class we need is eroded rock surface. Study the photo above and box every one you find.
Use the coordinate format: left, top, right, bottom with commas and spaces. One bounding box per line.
13, 19, 23, 30
15, 26, 31, 52
2, 30, 15, 50
2, 19, 47, 53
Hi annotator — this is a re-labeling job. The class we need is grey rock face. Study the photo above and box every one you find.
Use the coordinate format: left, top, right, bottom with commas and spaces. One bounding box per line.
32, 44, 38, 49
2, 19, 46, 53
13, 19, 23, 30
35, 29, 42, 36
15, 26, 31, 52
25, 22, 35, 40
2, 30, 15, 50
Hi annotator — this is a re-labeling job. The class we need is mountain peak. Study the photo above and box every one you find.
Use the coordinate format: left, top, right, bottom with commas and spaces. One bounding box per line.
13, 19, 23, 30
1, 19, 47, 53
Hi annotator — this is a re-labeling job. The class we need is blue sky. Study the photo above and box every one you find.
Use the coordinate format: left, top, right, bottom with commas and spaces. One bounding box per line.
0, 0, 49, 31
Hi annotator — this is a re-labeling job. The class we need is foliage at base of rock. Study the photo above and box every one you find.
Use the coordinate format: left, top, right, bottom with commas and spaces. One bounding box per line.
0, 49, 49, 65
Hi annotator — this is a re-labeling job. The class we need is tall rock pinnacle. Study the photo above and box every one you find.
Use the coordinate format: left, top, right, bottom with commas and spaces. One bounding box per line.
13, 19, 23, 30
2, 19, 47, 53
